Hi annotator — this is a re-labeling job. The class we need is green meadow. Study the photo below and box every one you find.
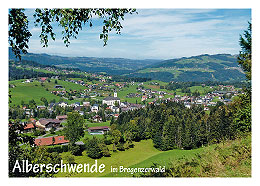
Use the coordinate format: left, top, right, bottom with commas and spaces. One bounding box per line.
55, 139, 205, 177
9, 79, 86, 106
55, 135, 251, 177
9, 77, 216, 106
9, 80, 60, 106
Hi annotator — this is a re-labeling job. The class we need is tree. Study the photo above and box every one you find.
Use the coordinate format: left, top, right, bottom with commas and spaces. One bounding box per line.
70, 145, 82, 156
232, 22, 252, 134
52, 136, 55, 145
110, 116, 115, 125
111, 129, 122, 145
98, 141, 111, 157
64, 111, 85, 145
85, 137, 103, 159
28, 99, 36, 108
237, 22, 251, 80
32, 146, 62, 177
50, 127, 55, 135
64, 154, 76, 164
40, 97, 48, 107
153, 132, 163, 149
8, 9, 32, 60
9, 120, 60, 177
9, 8, 137, 59
9, 120, 35, 177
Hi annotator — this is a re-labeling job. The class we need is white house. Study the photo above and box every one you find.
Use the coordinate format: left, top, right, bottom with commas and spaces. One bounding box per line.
91, 104, 99, 113
58, 102, 68, 108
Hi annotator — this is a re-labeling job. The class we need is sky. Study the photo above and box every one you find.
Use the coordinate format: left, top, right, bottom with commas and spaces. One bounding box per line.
25, 9, 251, 60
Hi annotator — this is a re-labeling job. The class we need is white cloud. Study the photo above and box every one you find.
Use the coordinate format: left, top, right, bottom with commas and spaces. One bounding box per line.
26, 9, 250, 59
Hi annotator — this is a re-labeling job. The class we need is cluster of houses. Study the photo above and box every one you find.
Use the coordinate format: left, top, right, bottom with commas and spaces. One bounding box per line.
33, 125, 111, 146
65, 79, 128, 92
165, 89, 239, 110
21, 91, 144, 133
137, 87, 168, 101
13, 82, 242, 147
19, 114, 111, 146
21, 115, 68, 133
126, 93, 142, 98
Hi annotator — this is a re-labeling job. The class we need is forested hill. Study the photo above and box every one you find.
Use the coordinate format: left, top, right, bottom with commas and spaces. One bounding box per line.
9, 60, 84, 81
128, 54, 246, 82
9, 48, 246, 82
8, 48, 162, 75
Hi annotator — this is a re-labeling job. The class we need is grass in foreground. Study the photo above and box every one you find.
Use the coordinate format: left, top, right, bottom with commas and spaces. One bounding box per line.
133, 135, 251, 177
55, 134, 251, 177
56, 139, 160, 177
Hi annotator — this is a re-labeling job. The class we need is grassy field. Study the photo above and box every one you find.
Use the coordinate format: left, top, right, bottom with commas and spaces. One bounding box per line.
56, 139, 159, 177
138, 68, 215, 79
55, 139, 205, 177
9, 77, 217, 106
9, 80, 61, 106
55, 135, 251, 177
117, 84, 141, 103
104, 144, 205, 177
9, 79, 86, 106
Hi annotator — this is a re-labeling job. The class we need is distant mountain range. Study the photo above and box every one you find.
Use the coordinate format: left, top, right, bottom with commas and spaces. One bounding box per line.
8, 48, 161, 75
128, 54, 245, 82
9, 48, 245, 82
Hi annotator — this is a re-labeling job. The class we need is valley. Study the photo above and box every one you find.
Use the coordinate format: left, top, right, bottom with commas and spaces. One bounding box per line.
8, 53, 250, 178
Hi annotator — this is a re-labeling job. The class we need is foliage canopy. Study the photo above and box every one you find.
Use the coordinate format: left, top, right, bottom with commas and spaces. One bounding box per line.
9, 8, 137, 59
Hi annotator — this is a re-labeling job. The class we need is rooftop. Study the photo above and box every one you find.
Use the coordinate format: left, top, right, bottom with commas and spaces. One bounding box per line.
38, 118, 61, 126
88, 126, 110, 130
34, 136, 69, 146
103, 96, 120, 101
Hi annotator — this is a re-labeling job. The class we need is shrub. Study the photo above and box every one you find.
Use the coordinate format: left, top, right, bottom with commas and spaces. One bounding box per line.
50, 127, 55, 134
99, 143, 111, 157
69, 145, 83, 156
47, 145, 69, 153
116, 143, 125, 151
64, 154, 76, 164
104, 138, 112, 145
85, 137, 103, 159
33, 129, 45, 136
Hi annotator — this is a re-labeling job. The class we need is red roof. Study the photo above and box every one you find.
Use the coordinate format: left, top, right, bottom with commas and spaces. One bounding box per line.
40, 77, 47, 81
34, 136, 69, 146
24, 123, 35, 130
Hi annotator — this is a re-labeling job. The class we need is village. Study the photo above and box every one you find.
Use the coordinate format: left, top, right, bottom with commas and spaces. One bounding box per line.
9, 75, 242, 148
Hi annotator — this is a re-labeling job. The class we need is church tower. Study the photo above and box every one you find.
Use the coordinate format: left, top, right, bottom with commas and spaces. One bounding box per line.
114, 92, 117, 97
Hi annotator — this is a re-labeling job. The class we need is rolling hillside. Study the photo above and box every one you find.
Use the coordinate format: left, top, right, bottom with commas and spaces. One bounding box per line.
9, 48, 161, 75
128, 54, 245, 82
9, 48, 245, 82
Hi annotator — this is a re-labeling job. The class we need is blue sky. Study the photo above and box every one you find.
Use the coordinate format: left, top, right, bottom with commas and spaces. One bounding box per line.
26, 9, 251, 59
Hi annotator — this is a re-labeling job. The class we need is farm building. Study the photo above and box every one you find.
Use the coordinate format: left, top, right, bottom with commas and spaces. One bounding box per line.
88, 126, 110, 135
